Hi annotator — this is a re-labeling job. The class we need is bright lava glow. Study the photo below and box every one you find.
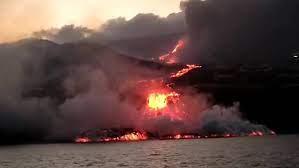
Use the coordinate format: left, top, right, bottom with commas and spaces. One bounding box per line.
101, 132, 148, 142
75, 137, 91, 143
119, 132, 148, 141
159, 39, 185, 64
148, 93, 168, 110
147, 92, 180, 111
75, 132, 148, 143
171, 64, 201, 78
75, 131, 276, 143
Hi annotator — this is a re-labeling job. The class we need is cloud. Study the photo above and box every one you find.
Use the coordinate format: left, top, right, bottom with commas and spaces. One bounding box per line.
183, 0, 299, 64
100, 12, 185, 40
32, 12, 185, 44
33, 25, 94, 44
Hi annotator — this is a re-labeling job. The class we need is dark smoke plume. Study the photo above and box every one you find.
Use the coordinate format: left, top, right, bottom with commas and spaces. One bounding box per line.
183, 0, 299, 65
33, 12, 185, 44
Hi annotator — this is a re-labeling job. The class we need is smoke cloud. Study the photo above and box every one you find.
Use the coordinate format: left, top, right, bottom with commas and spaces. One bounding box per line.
99, 13, 185, 40
33, 25, 94, 44
32, 12, 185, 44
183, 0, 299, 64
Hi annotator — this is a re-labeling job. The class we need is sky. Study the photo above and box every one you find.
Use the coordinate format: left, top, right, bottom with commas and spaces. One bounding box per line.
0, 0, 182, 43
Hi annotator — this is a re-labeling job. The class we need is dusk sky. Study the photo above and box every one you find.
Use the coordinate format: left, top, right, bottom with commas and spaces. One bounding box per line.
0, 0, 181, 42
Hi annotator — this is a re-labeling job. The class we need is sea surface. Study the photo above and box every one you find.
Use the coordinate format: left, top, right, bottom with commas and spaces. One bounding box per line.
0, 135, 298, 168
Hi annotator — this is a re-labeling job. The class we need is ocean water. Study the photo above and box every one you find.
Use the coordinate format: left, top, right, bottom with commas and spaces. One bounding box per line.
0, 135, 298, 168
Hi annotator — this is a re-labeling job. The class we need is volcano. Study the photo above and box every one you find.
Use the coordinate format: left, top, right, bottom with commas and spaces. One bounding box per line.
74, 39, 276, 143
1, 36, 295, 145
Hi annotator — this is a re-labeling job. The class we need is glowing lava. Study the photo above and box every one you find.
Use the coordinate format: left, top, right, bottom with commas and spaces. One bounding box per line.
75, 137, 91, 143
159, 39, 202, 79
148, 93, 168, 110
119, 132, 148, 141
147, 92, 180, 111
249, 131, 264, 137
159, 39, 185, 64
171, 64, 201, 78
75, 132, 148, 143
101, 132, 148, 142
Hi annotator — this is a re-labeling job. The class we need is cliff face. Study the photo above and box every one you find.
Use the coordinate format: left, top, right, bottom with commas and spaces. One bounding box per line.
183, 0, 299, 65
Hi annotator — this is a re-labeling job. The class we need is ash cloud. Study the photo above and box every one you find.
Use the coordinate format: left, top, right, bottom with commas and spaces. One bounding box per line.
99, 13, 185, 40
32, 12, 185, 44
32, 13, 186, 60
31, 0, 299, 65
183, 0, 299, 65
33, 25, 94, 44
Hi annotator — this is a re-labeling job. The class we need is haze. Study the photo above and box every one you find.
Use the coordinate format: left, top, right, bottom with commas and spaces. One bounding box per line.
0, 0, 181, 43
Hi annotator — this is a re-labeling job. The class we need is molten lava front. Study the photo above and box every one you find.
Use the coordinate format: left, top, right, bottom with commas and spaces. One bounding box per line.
147, 92, 180, 111
101, 132, 148, 142
75, 137, 92, 143
145, 88, 183, 121
75, 132, 148, 143
159, 39, 185, 64
171, 64, 201, 78
148, 93, 168, 110
75, 130, 276, 143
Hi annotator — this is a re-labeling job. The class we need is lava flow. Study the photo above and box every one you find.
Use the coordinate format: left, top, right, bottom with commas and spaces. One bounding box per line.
171, 64, 202, 78
159, 39, 185, 64
159, 39, 201, 78
148, 92, 180, 111
100, 132, 148, 142
75, 137, 92, 143
75, 132, 148, 143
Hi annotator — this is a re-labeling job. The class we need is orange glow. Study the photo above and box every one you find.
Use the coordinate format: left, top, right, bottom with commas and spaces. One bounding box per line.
174, 134, 182, 139
159, 39, 185, 64
75, 137, 91, 143
148, 93, 168, 110
75, 132, 147, 143
147, 92, 180, 111
119, 132, 148, 141
257, 131, 264, 136
75, 131, 276, 143
171, 40, 185, 54
100, 132, 148, 142
171, 64, 201, 78
166, 134, 198, 140
249, 131, 264, 137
